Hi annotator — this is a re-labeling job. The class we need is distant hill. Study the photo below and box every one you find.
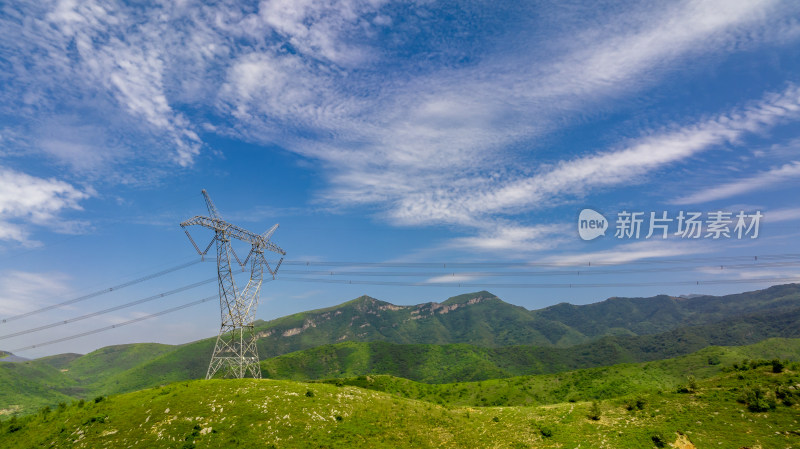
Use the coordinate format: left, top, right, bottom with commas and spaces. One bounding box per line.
3, 283, 800, 415
250, 284, 800, 356
0, 351, 29, 363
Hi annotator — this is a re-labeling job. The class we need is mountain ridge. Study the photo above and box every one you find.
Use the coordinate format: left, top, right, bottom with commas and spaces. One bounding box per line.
4, 283, 800, 415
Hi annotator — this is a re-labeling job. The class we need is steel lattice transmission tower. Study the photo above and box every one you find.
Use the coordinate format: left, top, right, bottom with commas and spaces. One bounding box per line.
181, 190, 285, 379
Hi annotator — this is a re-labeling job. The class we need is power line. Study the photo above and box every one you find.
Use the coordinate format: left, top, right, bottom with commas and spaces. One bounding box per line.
0, 277, 219, 341
12, 279, 274, 354
278, 260, 800, 278
0, 193, 202, 263
277, 275, 800, 289
6, 251, 800, 352
0, 258, 207, 325
11, 294, 219, 353
280, 253, 800, 269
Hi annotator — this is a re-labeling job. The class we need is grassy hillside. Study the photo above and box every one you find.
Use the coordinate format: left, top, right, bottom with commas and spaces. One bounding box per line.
0, 361, 76, 415
4, 335, 800, 419
1, 364, 799, 448
317, 338, 800, 406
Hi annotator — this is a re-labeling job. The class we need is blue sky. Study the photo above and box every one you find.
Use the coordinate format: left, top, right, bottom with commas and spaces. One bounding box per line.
1, 0, 800, 358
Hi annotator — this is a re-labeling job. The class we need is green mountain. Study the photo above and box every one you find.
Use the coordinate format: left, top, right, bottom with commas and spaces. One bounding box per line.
250, 284, 800, 355
260, 332, 800, 384
3, 284, 800, 415
250, 291, 585, 356
1, 357, 798, 448
536, 283, 800, 337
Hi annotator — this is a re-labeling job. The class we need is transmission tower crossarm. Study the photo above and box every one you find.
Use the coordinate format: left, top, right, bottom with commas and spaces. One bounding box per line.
181, 216, 285, 255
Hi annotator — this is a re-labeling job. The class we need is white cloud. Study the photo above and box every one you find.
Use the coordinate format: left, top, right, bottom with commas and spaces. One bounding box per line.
543, 240, 711, 266
380, 84, 800, 227
764, 206, 800, 223
250, 0, 385, 66
0, 271, 73, 316
2, 0, 799, 249
673, 161, 800, 204
241, 0, 798, 236
44, 0, 203, 166
425, 274, 477, 284
448, 223, 569, 254
1, 0, 209, 171
0, 168, 91, 244
531, 0, 783, 99
694, 265, 800, 281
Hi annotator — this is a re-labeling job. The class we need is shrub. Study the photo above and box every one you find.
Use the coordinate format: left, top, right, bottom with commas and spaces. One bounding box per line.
83, 415, 106, 425
540, 426, 553, 438
678, 376, 698, 394
305, 390, 315, 398
651, 433, 666, 448
587, 402, 601, 421
625, 396, 647, 411
775, 385, 797, 406
6, 416, 21, 434
94, 396, 104, 404
772, 359, 785, 374
739, 386, 775, 412
687, 376, 698, 392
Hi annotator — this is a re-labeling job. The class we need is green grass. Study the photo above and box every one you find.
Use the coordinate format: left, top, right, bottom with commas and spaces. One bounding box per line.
0, 360, 76, 415
262, 337, 800, 384
4, 337, 800, 417
1, 363, 798, 448
314, 338, 800, 407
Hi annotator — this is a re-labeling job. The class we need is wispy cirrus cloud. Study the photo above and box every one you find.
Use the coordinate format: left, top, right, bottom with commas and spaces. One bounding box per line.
673, 160, 800, 205
0, 271, 73, 316
425, 274, 478, 284
1, 0, 208, 172
447, 223, 571, 254
263, 0, 799, 236
2, 0, 799, 254
764, 206, 800, 223
542, 240, 711, 266
378, 84, 800, 231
